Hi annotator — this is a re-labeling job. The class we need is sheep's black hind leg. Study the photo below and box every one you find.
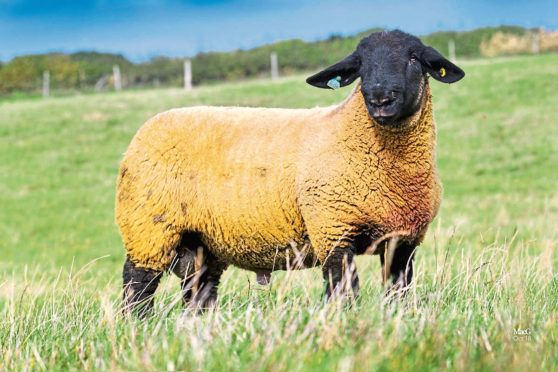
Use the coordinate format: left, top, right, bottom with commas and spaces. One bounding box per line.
169, 231, 225, 309
183, 250, 227, 312
170, 247, 197, 304
122, 256, 162, 318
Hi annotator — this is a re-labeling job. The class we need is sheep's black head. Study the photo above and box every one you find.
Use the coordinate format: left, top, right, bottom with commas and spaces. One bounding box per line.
306, 30, 465, 126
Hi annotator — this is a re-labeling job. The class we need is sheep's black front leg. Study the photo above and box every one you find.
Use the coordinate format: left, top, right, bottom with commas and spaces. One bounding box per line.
380, 241, 416, 297
322, 246, 359, 301
122, 256, 162, 318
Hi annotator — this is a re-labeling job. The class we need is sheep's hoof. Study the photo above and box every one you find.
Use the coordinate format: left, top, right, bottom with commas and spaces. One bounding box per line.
383, 280, 412, 303
186, 295, 218, 314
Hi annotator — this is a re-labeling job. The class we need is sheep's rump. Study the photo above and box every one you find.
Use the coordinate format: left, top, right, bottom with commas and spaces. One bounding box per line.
116, 106, 327, 271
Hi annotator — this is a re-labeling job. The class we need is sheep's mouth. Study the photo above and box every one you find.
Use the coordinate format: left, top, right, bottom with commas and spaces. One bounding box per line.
367, 98, 399, 125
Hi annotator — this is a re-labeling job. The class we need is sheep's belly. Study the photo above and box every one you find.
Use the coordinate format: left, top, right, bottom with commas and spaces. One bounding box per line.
204, 233, 316, 271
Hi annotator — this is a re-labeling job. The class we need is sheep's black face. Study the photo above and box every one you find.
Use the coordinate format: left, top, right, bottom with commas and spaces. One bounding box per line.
306, 30, 465, 127
357, 32, 429, 125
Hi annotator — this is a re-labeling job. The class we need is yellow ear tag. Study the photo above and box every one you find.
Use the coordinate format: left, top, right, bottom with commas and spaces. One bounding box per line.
439, 67, 446, 77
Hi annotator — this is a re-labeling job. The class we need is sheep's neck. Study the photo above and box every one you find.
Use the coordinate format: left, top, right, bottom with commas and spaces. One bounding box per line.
335, 83, 440, 236
337, 83, 436, 170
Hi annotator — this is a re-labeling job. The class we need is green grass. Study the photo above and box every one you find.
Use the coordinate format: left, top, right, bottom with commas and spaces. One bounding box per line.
1, 54, 557, 371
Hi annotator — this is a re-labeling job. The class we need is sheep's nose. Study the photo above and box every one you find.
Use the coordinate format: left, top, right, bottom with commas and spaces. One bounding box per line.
369, 96, 392, 106
369, 84, 395, 106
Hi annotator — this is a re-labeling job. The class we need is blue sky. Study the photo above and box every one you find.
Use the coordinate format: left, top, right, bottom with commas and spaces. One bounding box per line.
1, 0, 557, 62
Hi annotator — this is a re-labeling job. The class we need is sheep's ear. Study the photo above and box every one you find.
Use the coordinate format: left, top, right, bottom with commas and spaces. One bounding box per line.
420, 46, 465, 84
306, 52, 361, 89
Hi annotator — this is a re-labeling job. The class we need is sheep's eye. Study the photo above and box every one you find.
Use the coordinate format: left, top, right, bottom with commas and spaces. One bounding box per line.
409, 54, 417, 63
439, 67, 446, 77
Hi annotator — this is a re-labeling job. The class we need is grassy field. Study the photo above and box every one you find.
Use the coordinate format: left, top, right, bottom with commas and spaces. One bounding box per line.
1, 54, 557, 371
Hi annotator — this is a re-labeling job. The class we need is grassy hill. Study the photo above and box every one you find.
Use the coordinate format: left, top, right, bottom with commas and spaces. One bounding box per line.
0, 54, 557, 370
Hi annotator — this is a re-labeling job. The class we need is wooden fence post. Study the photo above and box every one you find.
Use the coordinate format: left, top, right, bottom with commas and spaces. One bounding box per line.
42, 71, 50, 98
448, 40, 456, 63
113, 65, 122, 91
78, 70, 85, 89
184, 59, 192, 91
271, 52, 279, 81
532, 32, 540, 55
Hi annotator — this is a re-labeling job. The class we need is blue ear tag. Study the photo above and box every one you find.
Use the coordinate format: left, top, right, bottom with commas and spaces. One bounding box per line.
327, 76, 341, 90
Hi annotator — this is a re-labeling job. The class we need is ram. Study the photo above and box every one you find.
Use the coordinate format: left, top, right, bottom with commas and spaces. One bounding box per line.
116, 30, 465, 316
